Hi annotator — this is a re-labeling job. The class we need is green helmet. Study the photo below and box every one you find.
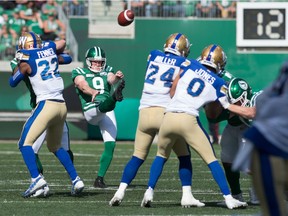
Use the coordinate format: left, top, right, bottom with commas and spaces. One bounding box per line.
85, 46, 106, 72
228, 78, 252, 107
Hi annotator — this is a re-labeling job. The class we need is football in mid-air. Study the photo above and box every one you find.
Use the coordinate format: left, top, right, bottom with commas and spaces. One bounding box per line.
117, 9, 134, 26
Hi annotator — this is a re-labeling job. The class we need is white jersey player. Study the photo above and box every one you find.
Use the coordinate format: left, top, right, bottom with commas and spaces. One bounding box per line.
10, 48, 74, 176
9, 32, 84, 198
110, 33, 204, 208
141, 54, 255, 209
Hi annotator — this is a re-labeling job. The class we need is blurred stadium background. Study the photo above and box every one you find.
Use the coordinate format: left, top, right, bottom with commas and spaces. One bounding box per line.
0, 0, 287, 140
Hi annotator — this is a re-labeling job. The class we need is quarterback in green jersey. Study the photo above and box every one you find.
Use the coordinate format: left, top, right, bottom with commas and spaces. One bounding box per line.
201, 44, 260, 205
72, 46, 125, 188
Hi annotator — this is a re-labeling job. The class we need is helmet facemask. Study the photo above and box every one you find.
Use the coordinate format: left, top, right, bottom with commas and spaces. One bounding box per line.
228, 78, 252, 107
86, 58, 106, 73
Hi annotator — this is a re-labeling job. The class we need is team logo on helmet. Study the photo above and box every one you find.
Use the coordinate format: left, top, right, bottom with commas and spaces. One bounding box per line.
18, 32, 42, 50
199, 44, 227, 73
164, 33, 191, 57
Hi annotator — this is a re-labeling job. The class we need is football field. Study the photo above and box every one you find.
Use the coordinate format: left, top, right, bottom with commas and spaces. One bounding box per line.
0, 141, 260, 216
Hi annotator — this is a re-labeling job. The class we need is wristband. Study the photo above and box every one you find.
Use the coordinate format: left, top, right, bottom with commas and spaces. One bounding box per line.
58, 53, 72, 64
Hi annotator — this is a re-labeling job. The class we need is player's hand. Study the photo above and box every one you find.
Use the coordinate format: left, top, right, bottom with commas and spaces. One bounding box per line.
115, 71, 124, 79
91, 90, 99, 102
15, 51, 23, 61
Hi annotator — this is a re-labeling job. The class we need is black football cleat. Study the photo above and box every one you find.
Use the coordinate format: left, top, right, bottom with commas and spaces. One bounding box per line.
112, 79, 125, 102
93, 176, 107, 188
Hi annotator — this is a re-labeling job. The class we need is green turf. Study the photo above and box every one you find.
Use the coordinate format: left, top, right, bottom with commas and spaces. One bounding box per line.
0, 142, 260, 215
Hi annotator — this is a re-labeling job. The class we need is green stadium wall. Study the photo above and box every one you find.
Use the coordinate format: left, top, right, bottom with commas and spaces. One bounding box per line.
0, 18, 286, 140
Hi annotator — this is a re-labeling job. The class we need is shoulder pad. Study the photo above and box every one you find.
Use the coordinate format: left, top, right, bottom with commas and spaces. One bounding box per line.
105, 65, 113, 72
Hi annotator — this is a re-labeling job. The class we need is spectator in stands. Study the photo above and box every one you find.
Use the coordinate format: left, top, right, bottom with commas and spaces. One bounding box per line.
67, 0, 85, 16
15, 0, 28, 5
20, 25, 29, 35
7, 8, 26, 40
0, 24, 16, 60
122, 0, 127, 10
0, 1, 17, 10
34, 0, 46, 11
216, 1, 237, 18
131, 0, 145, 17
42, 11, 66, 41
18, 1, 38, 22
0, 6, 6, 34
195, 0, 217, 18
145, 0, 160, 17
41, 0, 58, 20
162, 0, 185, 17
104, 0, 112, 16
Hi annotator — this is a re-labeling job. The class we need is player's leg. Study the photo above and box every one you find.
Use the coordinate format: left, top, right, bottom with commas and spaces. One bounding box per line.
19, 102, 49, 197
61, 121, 74, 163
83, 108, 108, 187
141, 112, 177, 207
111, 79, 125, 102
173, 140, 204, 207
94, 111, 118, 188
96, 79, 125, 113
181, 115, 247, 209
110, 107, 162, 206
46, 102, 84, 195
220, 125, 243, 200
32, 131, 47, 174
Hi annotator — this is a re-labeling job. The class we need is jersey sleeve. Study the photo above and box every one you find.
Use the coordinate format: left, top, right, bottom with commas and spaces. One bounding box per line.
72, 67, 85, 81
10, 58, 18, 72
15, 49, 30, 62
105, 65, 114, 74
217, 84, 230, 109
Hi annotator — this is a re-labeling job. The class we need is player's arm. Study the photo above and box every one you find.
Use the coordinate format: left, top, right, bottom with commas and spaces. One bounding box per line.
74, 75, 99, 102
170, 71, 181, 97
54, 39, 66, 54
10, 58, 19, 75
219, 95, 256, 119
227, 104, 256, 119
107, 71, 124, 85
9, 62, 30, 88
58, 53, 72, 65
204, 101, 230, 123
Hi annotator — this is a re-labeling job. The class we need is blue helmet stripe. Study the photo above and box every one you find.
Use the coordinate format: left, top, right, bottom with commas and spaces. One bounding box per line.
207, 44, 218, 61
29, 32, 37, 48
171, 33, 182, 49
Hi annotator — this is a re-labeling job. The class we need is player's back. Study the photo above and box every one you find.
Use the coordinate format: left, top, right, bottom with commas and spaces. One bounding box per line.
167, 59, 227, 116
139, 50, 187, 109
19, 41, 64, 103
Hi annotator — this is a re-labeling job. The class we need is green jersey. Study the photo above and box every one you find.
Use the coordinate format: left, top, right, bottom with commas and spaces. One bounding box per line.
72, 65, 115, 112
